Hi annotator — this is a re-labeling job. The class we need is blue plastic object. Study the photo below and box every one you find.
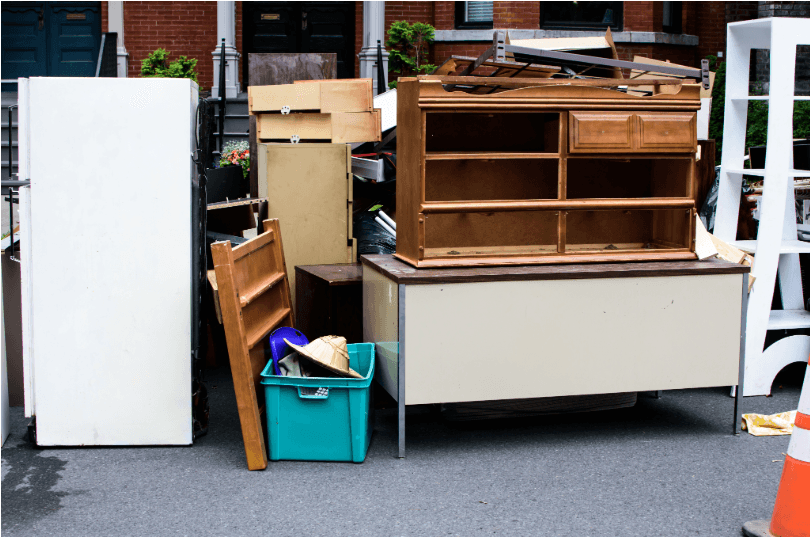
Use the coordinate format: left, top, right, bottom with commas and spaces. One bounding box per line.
267, 327, 308, 376
259, 343, 375, 462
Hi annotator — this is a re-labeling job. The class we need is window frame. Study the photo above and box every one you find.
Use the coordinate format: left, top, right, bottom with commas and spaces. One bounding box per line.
454, 1, 494, 30
540, 2, 623, 32
662, 1, 683, 34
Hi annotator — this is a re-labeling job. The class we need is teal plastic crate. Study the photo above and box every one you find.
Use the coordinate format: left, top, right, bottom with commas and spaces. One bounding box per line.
259, 343, 374, 462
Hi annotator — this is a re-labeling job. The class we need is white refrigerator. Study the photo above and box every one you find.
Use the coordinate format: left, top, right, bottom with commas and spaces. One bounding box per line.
18, 77, 198, 445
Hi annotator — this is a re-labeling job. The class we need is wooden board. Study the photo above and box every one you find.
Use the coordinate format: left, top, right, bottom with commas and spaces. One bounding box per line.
258, 113, 332, 140
257, 111, 381, 143
249, 79, 373, 113
210, 219, 294, 471
331, 111, 381, 143
629, 56, 715, 99
259, 143, 354, 309
361, 254, 749, 285
248, 53, 336, 87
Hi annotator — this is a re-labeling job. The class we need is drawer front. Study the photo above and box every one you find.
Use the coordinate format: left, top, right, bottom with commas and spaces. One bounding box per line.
569, 112, 634, 153
258, 113, 332, 140
637, 113, 696, 152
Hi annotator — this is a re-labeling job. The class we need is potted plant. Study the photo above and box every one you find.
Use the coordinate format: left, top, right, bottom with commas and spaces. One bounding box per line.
206, 141, 250, 202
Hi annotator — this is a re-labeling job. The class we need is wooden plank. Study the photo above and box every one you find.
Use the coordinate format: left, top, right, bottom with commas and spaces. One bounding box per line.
365, 254, 747, 284
421, 199, 695, 213
208, 197, 267, 210
210, 242, 268, 471
249, 115, 258, 198
629, 56, 715, 99
247, 52, 336, 87
321, 80, 373, 112
240, 272, 285, 307
394, 79, 422, 266
246, 307, 292, 349
264, 219, 296, 328
257, 113, 331, 140
249, 83, 321, 113
331, 111, 381, 143
207, 270, 223, 324
295, 263, 363, 285
419, 75, 691, 87
232, 228, 274, 261
260, 144, 352, 308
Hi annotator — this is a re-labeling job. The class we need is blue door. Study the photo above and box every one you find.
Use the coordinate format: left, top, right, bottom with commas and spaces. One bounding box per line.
2, 2, 100, 89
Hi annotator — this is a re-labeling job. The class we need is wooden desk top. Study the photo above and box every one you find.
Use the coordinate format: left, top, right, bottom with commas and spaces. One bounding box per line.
295, 263, 363, 285
361, 254, 749, 285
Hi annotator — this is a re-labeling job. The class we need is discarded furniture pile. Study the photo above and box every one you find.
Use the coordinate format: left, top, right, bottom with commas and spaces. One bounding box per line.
13, 20, 810, 477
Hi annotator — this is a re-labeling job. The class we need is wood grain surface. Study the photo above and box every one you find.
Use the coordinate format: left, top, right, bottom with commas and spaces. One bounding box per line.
363, 254, 749, 284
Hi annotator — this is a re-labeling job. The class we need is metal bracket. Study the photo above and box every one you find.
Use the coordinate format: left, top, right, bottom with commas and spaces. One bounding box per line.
290, 135, 300, 144
281, 105, 291, 115
701, 59, 711, 91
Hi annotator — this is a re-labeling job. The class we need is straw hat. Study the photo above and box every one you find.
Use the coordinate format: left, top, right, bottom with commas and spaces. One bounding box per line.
283, 335, 362, 379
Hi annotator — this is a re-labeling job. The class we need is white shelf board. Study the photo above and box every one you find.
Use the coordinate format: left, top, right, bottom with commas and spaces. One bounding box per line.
724, 168, 810, 178
768, 309, 810, 330
729, 239, 810, 254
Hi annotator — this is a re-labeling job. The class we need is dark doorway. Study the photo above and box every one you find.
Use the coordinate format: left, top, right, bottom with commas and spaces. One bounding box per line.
243, 2, 355, 86
2, 2, 101, 90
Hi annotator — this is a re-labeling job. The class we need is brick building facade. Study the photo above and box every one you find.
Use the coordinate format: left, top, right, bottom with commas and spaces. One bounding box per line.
96, 1, 805, 93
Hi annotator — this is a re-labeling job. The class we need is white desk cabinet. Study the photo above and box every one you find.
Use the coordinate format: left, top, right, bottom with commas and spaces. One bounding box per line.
362, 255, 749, 456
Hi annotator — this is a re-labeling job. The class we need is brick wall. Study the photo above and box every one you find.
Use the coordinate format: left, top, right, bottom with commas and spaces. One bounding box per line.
101, 2, 108, 32
694, 1, 727, 61
623, 2, 655, 31
493, 2, 539, 29
124, 1, 217, 88
434, 1, 454, 31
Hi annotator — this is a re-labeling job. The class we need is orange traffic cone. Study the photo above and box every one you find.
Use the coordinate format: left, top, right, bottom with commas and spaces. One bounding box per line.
743, 356, 810, 537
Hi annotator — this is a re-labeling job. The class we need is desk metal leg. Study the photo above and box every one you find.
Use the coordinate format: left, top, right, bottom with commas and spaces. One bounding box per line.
734, 273, 749, 435
398, 285, 406, 458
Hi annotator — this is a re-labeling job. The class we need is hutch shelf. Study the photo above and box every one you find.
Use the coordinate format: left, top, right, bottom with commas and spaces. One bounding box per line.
395, 76, 702, 268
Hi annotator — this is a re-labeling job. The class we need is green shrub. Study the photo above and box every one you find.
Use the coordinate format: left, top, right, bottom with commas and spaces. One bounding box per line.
140, 48, 198, 83
386, 21, 436, 89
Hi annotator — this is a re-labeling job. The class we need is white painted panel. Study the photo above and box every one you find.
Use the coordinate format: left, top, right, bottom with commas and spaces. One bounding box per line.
28, 78, 195, 445
362, 267, 399, 400
1, 253, 9, 446
403, 274, 743, 405
19, 186, 34, 417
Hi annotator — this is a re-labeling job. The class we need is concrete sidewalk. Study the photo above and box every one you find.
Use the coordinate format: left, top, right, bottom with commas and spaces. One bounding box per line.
2, 365, 803, 536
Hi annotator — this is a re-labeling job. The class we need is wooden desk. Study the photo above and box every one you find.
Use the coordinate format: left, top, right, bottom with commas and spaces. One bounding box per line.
361, 255, 750, 457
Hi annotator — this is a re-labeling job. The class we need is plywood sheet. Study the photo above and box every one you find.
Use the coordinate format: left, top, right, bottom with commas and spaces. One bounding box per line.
248, 53, 336, 87
260, 144, 352, 308
258, 113, 332, 140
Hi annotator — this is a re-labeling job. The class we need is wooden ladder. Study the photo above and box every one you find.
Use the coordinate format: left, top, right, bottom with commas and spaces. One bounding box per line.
211, 219, 294, 470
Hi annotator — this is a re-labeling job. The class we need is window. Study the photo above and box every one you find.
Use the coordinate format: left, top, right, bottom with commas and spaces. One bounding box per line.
540, 1, 622, 31
662, 2, 683, 34
455, 1, 493, 29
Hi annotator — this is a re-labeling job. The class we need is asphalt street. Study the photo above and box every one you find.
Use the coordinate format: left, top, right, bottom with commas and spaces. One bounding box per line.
2, 363, 804, 537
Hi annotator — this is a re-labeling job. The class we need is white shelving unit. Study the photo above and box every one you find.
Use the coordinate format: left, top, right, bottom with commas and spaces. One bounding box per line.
715, 17, 810, 396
